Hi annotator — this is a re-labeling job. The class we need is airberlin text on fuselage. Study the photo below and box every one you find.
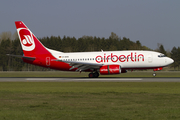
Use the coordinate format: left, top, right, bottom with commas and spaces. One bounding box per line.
95, 52, 144, 63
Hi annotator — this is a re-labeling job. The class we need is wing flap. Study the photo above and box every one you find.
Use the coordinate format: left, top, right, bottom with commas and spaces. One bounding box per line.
55, 59, 103, 71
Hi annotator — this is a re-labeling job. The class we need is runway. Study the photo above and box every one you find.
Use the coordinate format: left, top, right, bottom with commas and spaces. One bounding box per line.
0, 77, 180, 82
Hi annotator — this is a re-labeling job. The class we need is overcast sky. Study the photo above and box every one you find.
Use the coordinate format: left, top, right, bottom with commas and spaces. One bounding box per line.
1, 0, 180, 50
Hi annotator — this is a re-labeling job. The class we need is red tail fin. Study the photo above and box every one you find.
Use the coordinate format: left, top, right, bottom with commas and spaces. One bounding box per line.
15, 21, 50, 57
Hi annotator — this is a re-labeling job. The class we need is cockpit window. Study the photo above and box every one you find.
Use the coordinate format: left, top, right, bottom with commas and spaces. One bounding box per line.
158, 54, 166, 58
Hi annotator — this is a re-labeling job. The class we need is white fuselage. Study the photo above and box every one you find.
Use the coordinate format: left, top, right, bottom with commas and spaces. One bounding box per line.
49, 49, 174, 69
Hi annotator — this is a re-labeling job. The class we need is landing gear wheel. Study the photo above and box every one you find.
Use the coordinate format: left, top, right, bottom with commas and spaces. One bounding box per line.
89, 73, 94, 78
152, 73, 156, 77
94, 72, 99, 78
88, 72, 99, 78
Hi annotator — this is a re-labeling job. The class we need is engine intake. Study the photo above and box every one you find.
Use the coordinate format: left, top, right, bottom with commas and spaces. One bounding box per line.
100, 65, 121, 75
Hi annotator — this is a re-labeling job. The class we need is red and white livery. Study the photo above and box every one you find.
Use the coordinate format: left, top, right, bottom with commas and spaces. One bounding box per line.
11, 21, 174, 77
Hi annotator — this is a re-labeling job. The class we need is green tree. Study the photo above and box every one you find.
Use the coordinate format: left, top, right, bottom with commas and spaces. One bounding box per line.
158, 44, 167, 56
0, 39, 12, 71
171, 47, 179, 70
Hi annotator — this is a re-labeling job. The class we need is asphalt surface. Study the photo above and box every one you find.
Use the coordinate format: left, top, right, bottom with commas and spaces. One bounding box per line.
0, 77, 180, 82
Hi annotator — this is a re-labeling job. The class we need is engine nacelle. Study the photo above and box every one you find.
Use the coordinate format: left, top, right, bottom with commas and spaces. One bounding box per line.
100, 65, 121, 75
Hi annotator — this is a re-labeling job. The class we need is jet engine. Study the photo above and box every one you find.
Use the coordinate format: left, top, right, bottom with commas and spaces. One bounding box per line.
100, 65, 121, 75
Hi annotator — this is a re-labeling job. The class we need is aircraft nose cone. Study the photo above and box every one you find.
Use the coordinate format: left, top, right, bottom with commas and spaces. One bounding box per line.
170, 58, 174, 64
168, 58, 174, 64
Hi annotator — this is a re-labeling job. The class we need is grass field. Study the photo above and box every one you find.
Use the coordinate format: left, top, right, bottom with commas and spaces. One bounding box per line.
0, 82, 180, 120
0, 71, 180, 77
0, 71, 180, 119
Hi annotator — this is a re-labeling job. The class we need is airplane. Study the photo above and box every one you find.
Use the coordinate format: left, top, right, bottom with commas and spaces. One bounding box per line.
8, 21, 174, 78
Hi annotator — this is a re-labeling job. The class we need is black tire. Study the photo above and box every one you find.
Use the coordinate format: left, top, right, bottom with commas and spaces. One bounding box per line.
152, 73, 156, 77
94, 72, 99, 78
89, 73, 94, 78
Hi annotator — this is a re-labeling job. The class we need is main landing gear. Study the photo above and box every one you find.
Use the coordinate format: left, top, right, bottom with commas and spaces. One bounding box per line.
88, 72, 99, 78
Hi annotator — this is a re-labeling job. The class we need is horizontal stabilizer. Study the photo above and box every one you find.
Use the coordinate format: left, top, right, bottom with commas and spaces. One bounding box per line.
7, 54, 36, 61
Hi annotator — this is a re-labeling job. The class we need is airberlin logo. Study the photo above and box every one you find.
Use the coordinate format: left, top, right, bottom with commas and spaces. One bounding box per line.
22, 35, 33, 46
95, 52, 144, 63
18, 28, 35, 51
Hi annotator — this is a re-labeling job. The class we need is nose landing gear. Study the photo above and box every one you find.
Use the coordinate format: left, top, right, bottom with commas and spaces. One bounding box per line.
153, 67, 163, 77
152, 72, 156, 77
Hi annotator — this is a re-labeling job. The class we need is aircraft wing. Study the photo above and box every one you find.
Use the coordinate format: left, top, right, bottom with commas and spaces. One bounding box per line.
55, 60, 103, 71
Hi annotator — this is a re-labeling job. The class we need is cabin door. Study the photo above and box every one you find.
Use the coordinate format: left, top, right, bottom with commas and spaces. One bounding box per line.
46, 57, 50, 66
148, 54, 153, 63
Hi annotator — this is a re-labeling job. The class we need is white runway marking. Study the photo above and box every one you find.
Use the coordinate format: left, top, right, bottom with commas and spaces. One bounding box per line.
73, 79, 142, 81
26, 78, 142, 81
26, 78, 60, 81
0, 78, 180, 82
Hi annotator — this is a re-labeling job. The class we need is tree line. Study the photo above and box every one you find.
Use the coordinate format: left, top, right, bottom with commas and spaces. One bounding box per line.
0, 32, 178, 71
